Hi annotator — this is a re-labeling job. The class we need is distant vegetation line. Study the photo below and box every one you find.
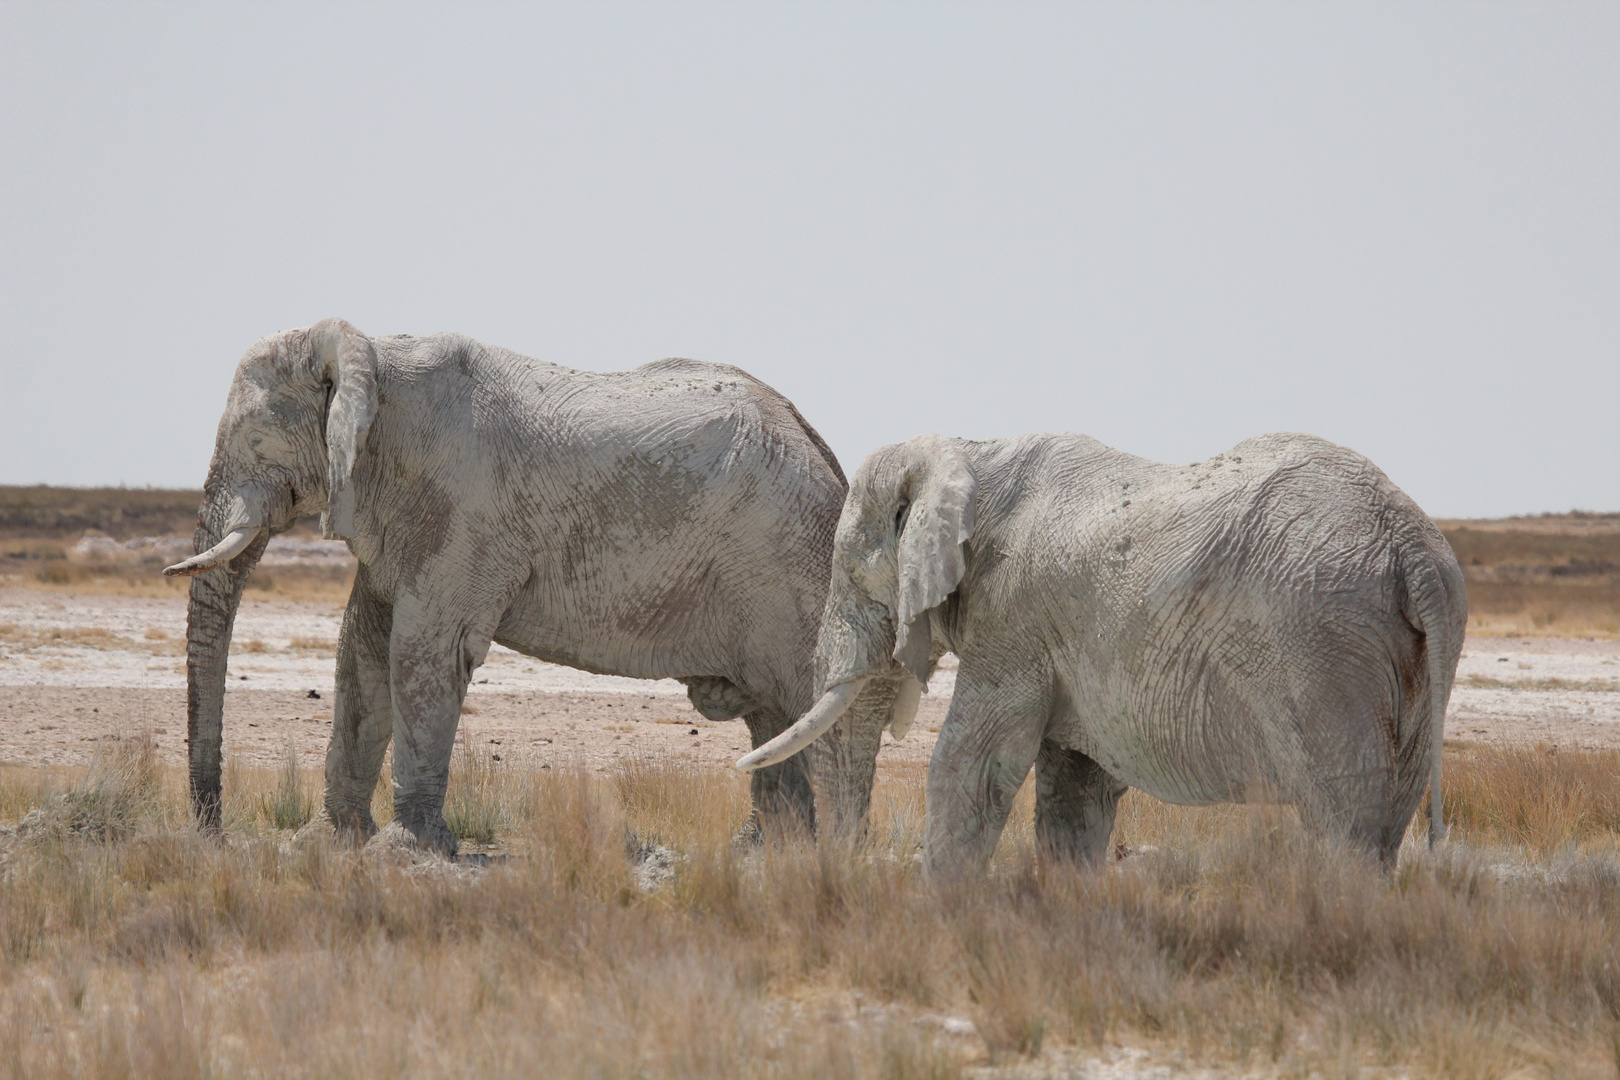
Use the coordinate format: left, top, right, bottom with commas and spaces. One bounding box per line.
0, 486, 325, 542
0, 485, 203, 540
2, 483, 1614, 543
1, 486, 1615, 634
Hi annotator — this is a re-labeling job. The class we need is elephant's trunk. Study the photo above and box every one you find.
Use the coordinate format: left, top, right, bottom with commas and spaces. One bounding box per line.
812, 588, 928, 743
812, 585, 894, 694
182, 498, 269, 831
808, 675, 902, 841
795, 584, 917, 839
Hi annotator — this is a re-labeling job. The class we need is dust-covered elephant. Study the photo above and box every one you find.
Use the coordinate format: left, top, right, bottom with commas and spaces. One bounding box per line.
740, 432, 1467, 877
167, 317, 899, 853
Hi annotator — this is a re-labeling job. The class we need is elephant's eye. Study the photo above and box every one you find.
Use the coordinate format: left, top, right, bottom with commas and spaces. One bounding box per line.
894, 501, 911, 535
242, 427, 285, 459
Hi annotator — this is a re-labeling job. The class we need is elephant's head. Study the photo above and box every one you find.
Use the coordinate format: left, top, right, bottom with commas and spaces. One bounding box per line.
164, 318, 377, 828
738, 434, 976, 772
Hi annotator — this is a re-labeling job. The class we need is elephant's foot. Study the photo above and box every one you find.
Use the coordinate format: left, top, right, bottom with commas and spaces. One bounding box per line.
363, 820, 460, 863
383, 811, 459, 857
364, 821, 422, 864
321, 799, 380, 846
731, 801, 818, 849
758, 805, 816, 844
290, 809, 371, 851
288, 809, 345, 854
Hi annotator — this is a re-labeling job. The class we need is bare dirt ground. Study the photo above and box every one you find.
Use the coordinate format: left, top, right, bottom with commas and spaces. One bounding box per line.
0, 585, 950, 773
2, 584, 1615, 775
3, 495, 1612, 775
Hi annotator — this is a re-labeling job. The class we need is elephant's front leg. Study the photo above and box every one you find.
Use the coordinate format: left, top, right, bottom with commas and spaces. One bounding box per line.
924, 670, 1048, 880
323, 565, 395, 839
1034, 740, 1127, 866
386, 600, 496, 855
742, 707, 816, 837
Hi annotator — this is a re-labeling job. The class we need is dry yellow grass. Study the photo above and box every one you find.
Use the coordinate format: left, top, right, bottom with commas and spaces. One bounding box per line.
1438, 742, 1620, 856
2, 739, 1619, 1078
0, 486, 203, 541
1460, 579, 1620, 638
0, 622, 183, 656
0, 560, 356, 604
1462, 674, 1620, 693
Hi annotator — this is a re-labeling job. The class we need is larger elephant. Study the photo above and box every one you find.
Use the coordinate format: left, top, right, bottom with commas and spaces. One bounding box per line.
167, 317, 898, 853
741, 432, 1467, 877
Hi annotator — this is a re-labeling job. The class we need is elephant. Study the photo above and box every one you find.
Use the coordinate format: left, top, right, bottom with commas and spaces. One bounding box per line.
166, 317, 903, 853
739, 431, 1467, 877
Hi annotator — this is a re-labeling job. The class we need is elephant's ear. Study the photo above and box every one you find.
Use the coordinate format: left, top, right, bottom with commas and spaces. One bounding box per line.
309, 319, 377, 541
893, 437, 975, 683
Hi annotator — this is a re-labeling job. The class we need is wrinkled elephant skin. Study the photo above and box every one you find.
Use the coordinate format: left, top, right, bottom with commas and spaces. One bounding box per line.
172, 319, 881, 852
769, 432, 1467, 879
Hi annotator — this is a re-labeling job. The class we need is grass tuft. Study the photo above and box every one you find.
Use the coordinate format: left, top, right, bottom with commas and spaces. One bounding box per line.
443, 735, 506, 844
259, 742, 315, 831
14, 735, 163, 842
1441, 743, 1620, 855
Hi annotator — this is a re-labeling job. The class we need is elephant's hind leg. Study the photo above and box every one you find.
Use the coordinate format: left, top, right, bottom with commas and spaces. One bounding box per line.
1300, 699, 1420, 869
1332, 768, 1423, 870
1034, 741, 1128, 866
742, 706, 816, 839
324, 566, 394, 840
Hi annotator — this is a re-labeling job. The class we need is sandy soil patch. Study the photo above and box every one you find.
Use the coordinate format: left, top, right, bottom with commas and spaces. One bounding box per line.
2, 586, 1615, 773
1450, 637, 1620, 748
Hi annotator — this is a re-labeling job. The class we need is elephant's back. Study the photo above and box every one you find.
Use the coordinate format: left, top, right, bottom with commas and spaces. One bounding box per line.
612, 357, 846, 495
486, 349, 848, 583
368, 329, 847, 599
373, 336, 845, 508
1125, 434, 1429, 679
1059, 434, 1440, 804
1112, 433, 1418, 589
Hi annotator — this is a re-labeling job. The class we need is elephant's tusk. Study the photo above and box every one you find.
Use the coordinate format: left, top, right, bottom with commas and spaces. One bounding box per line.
887, 674, 923, 741
735, 678, 870, 772
163, 527, 261, 577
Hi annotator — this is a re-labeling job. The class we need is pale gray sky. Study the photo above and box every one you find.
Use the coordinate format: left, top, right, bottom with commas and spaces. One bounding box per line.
2, 2, 1615, 517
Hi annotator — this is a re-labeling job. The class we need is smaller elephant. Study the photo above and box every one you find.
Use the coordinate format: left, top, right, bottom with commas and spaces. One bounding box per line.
741, 432, 1466, 878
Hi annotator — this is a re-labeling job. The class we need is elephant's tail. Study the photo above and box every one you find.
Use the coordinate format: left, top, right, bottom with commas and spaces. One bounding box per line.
1403, 547, 1461, 848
